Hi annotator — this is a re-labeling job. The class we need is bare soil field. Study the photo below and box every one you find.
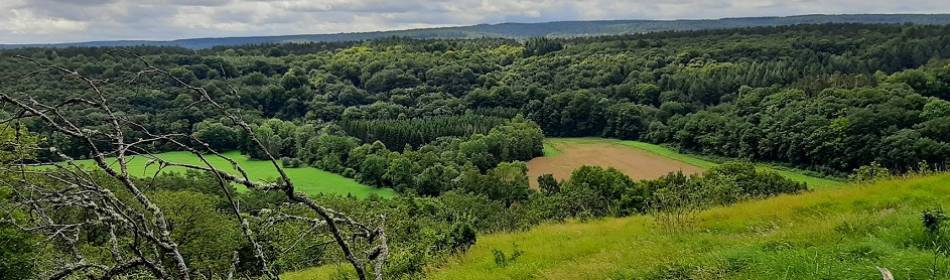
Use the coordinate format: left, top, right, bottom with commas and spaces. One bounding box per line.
526, 141, 704, 188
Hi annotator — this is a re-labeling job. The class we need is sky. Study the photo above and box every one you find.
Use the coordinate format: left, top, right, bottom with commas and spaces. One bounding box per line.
1, 0, 949, 44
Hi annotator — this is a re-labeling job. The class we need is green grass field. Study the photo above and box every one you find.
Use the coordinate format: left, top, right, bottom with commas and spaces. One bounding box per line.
66, 151, 395, 198
543, 138, 844, 188
430, 173, 950, 279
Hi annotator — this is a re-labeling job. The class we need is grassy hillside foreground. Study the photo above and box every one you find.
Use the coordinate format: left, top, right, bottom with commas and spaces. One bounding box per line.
543, 138, 844, 188
429, 173, 950, 279
65, 151, 396, 198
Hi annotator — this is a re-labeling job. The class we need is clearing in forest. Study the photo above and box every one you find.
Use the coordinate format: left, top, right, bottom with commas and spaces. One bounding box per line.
64, 151, 396, 198
528, 138, 842, 188
527, 139, 703, 188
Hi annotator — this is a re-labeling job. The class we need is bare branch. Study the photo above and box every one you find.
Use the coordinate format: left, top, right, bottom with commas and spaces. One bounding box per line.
1, 53, 389, 280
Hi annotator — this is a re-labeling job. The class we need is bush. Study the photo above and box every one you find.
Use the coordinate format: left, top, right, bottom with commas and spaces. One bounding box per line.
444, 222, 477, 251
923, 209, 946, 235
492, 244, 524, 267
849, 161, 891, 182
561, 165, 643, 215
921, 208, 950, 255
700, 162, 807, 203
281, 157, 302, 168
537, 173, 560, 194
342, 167, 357, 178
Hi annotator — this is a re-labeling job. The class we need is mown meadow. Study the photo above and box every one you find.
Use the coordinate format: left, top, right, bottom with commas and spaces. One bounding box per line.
66, 151, 395, 198
542, 138, 844, 188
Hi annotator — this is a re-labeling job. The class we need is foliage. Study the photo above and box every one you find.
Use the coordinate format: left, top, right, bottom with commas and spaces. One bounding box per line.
849, 161, 892, 182
444, 222, 477, 251
431, 173, 950, 280
0, 124, 38, 163
152, 190, 242, 274
923, 208, 946, 235
522, 37, 563, 57
3, 23, 950, 279
0, 126, 41, 280
537, 173, 559, 194
491, 244, 524, 268
242, 119, 300, 159
0, 224, 38, 280
340, 115, 507, 149
6, 24, 949, 174
561, 166, 644, 216
192, 120, 241, 151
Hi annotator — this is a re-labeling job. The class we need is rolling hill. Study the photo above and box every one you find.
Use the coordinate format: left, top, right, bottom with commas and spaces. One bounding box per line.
3, 14, 950, 49
286, 174, 950, 279
427, 173, 950, 279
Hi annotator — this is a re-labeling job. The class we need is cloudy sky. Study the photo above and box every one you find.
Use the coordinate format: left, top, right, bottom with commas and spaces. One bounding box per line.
2, 0, 948, 44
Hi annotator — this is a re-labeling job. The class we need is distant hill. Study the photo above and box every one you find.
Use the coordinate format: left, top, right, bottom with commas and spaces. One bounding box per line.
4, 14, 950, 49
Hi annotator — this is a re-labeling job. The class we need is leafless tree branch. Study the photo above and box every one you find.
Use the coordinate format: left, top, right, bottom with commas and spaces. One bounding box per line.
0, 53, 388, 280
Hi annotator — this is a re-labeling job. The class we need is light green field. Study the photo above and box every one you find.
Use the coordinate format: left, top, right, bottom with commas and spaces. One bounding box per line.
66, 151, 395, 198
543, 138, 844, 188
541, 143, 561, 157
282, 264, 346, 280
430, 173, 950, 279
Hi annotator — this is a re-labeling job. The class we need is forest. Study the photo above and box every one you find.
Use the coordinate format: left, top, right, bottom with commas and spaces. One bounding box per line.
0, 23, 948, 279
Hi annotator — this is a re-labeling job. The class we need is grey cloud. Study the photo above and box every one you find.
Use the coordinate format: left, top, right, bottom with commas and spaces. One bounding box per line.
44, 0, 118, 5
2, 0, 949, 44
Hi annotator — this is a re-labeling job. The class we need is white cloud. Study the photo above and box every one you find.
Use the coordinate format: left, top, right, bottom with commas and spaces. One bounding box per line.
1, 9, 90, 35
1, 0, 948, 44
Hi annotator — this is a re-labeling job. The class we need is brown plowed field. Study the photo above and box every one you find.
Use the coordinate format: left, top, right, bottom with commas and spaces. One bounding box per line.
526, 142, 704, 189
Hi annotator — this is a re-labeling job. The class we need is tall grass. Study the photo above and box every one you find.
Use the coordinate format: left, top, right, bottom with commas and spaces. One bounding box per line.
429, 173, 950, 279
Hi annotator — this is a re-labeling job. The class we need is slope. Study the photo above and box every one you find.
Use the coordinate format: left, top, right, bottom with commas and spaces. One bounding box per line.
430, 173, 950, 279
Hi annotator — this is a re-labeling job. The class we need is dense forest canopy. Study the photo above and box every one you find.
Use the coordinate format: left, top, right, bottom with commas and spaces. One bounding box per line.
1, 23, 949, 279
3, 23, 948, 174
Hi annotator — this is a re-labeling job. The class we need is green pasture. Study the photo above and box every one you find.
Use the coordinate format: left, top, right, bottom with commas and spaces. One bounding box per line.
65, 151, 395, 198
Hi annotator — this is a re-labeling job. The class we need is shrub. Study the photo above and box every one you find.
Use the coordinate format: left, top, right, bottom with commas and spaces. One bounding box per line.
923, 208, 947, 235
492, 244, 524, 267
281, 157, 302, 168
849, 161, 891, 182
444, 222, 477, 251
537, 173, 560, 194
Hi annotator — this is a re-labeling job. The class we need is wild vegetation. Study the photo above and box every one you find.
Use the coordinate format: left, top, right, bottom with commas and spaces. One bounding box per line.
430, 174, 950, 280
0, 23, 948, 279
339, 115, 508, 149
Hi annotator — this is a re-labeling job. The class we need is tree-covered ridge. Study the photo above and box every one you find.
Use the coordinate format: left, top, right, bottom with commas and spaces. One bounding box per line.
4, 23, 946, 174
3, 14, 950, 49
2, 23, 949, 280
